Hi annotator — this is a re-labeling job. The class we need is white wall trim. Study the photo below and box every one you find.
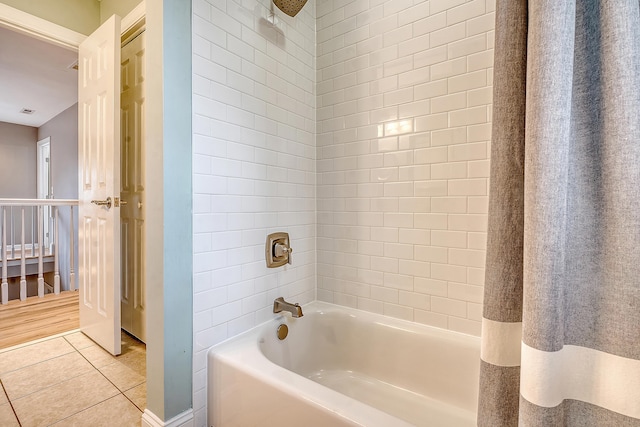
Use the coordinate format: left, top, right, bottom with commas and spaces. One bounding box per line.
142, 409, 194, 427
121, 1, 145, 36
0, 3, 85, 51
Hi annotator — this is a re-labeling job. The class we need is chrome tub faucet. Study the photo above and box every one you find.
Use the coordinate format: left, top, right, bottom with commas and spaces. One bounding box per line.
273, 297, 303, 318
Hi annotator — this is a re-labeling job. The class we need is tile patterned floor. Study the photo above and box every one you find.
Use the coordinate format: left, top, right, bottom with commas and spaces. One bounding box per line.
0, 331, 146, 426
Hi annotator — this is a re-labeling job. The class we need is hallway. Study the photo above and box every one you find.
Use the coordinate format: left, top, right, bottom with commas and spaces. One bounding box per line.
0, 291, 79, 350
0, 331, 145, 426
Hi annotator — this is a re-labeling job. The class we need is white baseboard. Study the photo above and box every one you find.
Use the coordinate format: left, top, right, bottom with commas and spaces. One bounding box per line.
142, 409, 194, 427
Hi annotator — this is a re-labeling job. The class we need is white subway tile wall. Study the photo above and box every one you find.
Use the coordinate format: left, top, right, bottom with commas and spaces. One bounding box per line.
316, 0, 494, 336
192, 0, 316, 424
192, 0, 495, 423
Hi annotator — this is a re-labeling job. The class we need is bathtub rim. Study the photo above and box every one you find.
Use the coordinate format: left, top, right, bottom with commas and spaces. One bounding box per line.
207, 300, 480, 427
213, 300, 482, 350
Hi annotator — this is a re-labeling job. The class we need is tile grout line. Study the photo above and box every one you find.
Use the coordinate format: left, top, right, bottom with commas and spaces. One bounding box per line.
71, 336, 145, 416
49, 392, 138, 427
9, 335, 140, 426
4, 354, 114, 425
0, 339, 77, 377
121, 385, 146, 413
1, 351, 86, 402
2, 332, 145, 425
42, 337, 134, 425
0, 329, 81, 354
0, 379, 21, 427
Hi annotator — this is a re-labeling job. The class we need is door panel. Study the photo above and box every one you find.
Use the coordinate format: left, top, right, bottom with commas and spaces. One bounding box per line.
37, 138, 51, 247
78, 15, 122, 356
120, 31, 146, 342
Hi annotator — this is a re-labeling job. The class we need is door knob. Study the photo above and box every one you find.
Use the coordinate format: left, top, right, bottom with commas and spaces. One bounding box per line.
120, 199, 128, 206
91, 197, 112, 209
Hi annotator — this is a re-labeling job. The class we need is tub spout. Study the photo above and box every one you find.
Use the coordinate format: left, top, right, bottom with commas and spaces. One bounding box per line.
273, 297, 303, 317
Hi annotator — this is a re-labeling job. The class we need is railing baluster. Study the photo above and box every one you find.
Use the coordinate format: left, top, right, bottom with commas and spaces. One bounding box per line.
38, 205, 44, 298
0, 199, 78, 303
31, 206, 35, 257
20, 207, 26, 301
49, 206, 53, 252
1, 207, 7, 305
54, 207, 60, 294
10, 207, 14, 260
70, 206, 75, 291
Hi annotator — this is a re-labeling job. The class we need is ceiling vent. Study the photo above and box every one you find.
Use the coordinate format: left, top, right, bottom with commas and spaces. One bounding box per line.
20, 108, 35, 114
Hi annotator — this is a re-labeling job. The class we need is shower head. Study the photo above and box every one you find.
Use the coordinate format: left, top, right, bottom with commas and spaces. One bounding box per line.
273, 0, 308, 17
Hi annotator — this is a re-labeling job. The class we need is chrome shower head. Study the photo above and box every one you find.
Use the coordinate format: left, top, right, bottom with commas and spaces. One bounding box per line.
273, 0, 308, 17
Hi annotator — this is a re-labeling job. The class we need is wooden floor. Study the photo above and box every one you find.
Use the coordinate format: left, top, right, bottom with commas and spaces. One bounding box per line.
0, 291, 79, 350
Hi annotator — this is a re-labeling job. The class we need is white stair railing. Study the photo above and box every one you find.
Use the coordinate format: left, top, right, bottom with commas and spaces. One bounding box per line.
38, 205, 44, 297
1, 209, 7, 304
0, 199, 78, 305
20, 207, 26, 300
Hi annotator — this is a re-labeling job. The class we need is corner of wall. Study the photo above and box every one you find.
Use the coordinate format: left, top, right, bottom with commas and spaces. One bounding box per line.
142, 409, 194, 427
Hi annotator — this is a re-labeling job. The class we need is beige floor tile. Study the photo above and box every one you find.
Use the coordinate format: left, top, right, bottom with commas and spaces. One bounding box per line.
118, 347, 146, 377
0, 337, 74, 376
99, 361, 145, 392
121, 331, 145, 351
124, 382, 146, 411
12, 370, 119, 427
0, 403, 19, 427
50, 394, 142, 427
0, 385, 8, 405
79, 344, 118, 368
1, 351, 95, 401
64, 332, 96, 350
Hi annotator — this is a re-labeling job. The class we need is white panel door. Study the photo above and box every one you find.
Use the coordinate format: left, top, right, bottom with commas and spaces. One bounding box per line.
78, 15, 122, 356
120, 30, 146, 342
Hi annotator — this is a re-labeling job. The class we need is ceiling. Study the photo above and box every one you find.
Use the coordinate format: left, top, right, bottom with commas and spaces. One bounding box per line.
0, 25, 78, 128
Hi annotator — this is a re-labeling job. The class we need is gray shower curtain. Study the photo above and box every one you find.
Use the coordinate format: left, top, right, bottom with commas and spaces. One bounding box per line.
478, 0, 640, 426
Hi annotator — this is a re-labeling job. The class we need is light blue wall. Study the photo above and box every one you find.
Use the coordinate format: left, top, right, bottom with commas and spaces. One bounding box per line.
162, 0, 193, 419
145, 0, 193, 422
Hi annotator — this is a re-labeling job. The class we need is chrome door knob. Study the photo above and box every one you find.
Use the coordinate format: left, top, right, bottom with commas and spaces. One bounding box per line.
91, 197, 112, 209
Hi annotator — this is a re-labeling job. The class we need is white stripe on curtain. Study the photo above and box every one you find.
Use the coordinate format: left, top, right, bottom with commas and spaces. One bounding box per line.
520, 343, 640, 418
480, 318, 522, 367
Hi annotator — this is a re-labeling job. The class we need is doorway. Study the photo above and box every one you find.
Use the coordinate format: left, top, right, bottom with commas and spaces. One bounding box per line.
76, 12, 148, 355
0, 9, 147, 347
120, 29, 146, 342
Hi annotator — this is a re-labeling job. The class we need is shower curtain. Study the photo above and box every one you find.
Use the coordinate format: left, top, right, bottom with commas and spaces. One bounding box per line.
478, 0, 640, 426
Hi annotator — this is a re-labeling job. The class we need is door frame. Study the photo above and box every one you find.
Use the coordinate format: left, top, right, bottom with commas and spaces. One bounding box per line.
0, 3, 194, 423
36, 136, 51, 200
0, 0, 150, 353
0, 3, 85, 50
0, 3, 145, 48
120, 27, 147, 342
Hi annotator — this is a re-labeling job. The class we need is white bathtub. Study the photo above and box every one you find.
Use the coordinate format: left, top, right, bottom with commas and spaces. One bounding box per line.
207, 301, 480, 427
